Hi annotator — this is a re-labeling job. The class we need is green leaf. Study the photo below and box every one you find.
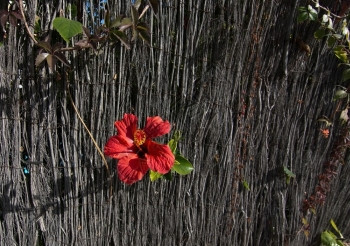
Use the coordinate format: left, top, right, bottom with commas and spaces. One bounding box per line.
150, 170, 163, 181
168, 130, 181, 154
298, 6, 307, 12
163, 172, 172, 180
342, 68, 350, 82
110, 16, 123, 28
119, 17, 132, 31
308, 5, 318, 21
242, 180, 250, 191
168, 139, 177, 154
321, 230, 343, 246
333, 46, 348, 63
314, 28, 326, 39
283, 166, 296, 178
283, 166, 296, 185
297, 11, 309, 23
327, 35, 336, 48
330, 219, 344, 239
333, 89, 348, 101
172, 154, 193, 175
53, 17, 83, 42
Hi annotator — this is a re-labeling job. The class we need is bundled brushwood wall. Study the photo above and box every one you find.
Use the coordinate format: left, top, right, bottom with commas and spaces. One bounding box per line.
1, 0, 349, 245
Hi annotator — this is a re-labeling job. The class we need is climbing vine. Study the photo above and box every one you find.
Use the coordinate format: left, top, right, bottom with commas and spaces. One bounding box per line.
298, 0, 350, 238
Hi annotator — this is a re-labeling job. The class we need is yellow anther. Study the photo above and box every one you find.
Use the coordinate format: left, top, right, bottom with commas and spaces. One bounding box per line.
134, 129, 146, 147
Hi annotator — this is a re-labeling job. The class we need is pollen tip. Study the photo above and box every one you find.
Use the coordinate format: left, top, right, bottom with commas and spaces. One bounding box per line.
134, 129, 146, 147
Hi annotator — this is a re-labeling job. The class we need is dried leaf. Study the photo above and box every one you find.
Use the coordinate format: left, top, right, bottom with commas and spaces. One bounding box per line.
54, 52, 70, 67
10, 10, 23, 21
0, 10, 8, 32
8, 15, 17, 27
82, 26, 91, 38
137, 25, 150, 45
340, 108, 349, 123
111, 30, 130, 49
119, 17, 132, 31
46, 54, 56, 72
110, 16, 123, 28
37, 41, 52, 52
75, 39, 94, 49
35, 53, 49, 66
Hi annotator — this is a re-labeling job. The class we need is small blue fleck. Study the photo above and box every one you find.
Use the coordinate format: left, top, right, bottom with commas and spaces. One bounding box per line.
23, 167, 30, 174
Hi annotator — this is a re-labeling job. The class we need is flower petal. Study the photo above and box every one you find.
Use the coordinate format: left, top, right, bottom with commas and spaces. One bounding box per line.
117, 155, 149, 184
104, 135, 135, 159
145, 141, 175, 174
114, 114, 138, 140
143, 116, 171, 139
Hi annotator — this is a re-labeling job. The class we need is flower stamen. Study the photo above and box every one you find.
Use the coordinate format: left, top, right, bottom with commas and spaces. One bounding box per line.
134, 129, 146, 147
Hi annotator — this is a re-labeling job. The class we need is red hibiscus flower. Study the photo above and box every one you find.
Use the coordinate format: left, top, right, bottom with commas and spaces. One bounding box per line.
104, 114, 175, 184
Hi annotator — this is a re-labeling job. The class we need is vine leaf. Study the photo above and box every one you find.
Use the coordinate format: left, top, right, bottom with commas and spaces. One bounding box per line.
150, 170, 163, 181
35, 53, 50, 66
297, 5, 318, 22
283, 166, 296, 184
341, 68, 350, 82
330, 219, 344, 239
119, 17, 133, 31
110, 30, 130, 49
314, 28, 326, 39
0, 9, 23, 32
75, 26, 101, 50
35, 41, 70, 72
333, 89, 348, 101
333, 46, 348, 63
137, 22, 151, 45
242, 179, 250, 191
168, 130, 181, 154
172, 154, 194, 175
53, 17, 83, 42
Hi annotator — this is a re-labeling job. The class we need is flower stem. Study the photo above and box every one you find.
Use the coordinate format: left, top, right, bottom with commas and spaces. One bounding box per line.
19, 0, 38, 45
66, 85, 109, 174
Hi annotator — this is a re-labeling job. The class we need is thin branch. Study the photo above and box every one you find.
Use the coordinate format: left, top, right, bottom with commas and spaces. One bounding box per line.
18, 0, 37, 44
66, 83, 109, 174
312, 0, 343, 19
